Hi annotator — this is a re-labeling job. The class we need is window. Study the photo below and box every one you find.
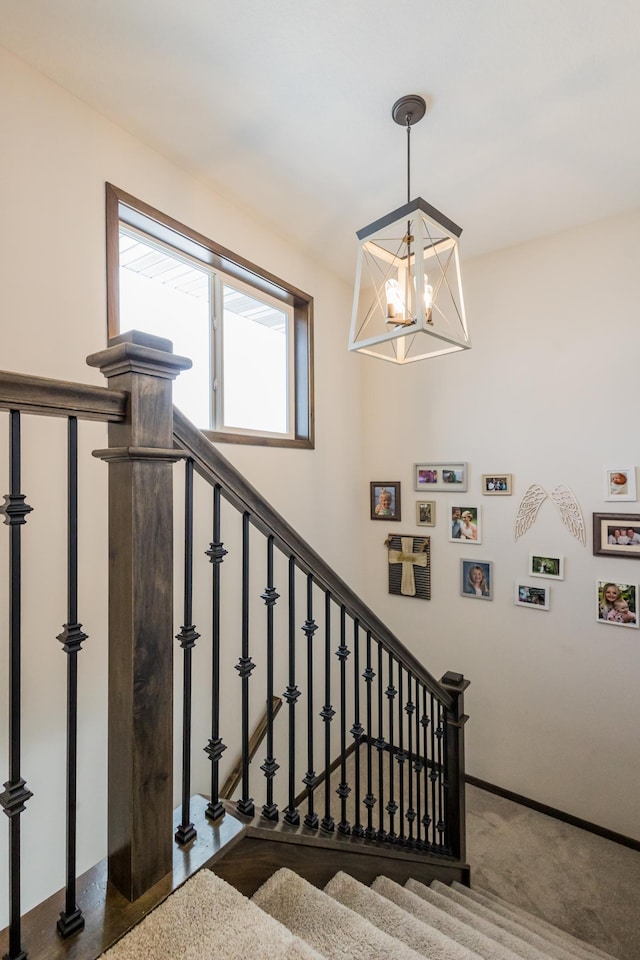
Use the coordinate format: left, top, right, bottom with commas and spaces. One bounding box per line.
106, 184, 314, 448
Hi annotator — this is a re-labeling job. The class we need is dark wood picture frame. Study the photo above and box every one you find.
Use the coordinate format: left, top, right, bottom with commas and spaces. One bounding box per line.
593, 512, 640, 559
370, 482, 401, 521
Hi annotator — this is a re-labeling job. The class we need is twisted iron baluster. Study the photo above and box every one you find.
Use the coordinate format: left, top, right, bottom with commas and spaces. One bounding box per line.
56, 417, 87, 935
260, 536, 280, 821
302, 574, 318, 829
320, 592, 335, 833
236, 513, 255, 817
0, 411, 33, 960
336, 606, 350, 834
175, 458, 199, 845
204, 484, 227, 822
283, 557, 300, 825
363, 631, 376, 839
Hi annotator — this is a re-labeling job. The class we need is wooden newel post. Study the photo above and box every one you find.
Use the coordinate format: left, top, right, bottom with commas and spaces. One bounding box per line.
440, 670, 470, 865
87, 331, 192, 901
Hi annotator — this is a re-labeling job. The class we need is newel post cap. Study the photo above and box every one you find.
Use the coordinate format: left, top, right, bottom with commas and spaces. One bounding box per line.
86, 329, 192, 381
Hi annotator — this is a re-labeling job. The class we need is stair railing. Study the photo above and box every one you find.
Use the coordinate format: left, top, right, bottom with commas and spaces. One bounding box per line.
1, 331, 469, 960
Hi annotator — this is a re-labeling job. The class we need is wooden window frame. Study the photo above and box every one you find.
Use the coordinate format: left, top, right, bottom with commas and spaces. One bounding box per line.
106, 183, 314, 449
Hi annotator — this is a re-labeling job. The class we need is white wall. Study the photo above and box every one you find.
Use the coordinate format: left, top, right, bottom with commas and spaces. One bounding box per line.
0, 44, 362, 920
359, 209, 640, 840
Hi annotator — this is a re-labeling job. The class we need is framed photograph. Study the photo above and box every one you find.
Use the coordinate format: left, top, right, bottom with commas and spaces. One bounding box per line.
596, 580, 638, 628
604, 468, 637, 502
593, 513, 640, 558
370, 482, 401, 521
482, 474, 512, 496
515, 582, 549, 610
529, 554, 564, 580
415, 462, 467, 493
449, 505, 481, 544
416, 501, 435, 526
460, 559, 493, 600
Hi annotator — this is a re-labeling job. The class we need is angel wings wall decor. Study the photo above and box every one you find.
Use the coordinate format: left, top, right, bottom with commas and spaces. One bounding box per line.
514, 483, 586, 545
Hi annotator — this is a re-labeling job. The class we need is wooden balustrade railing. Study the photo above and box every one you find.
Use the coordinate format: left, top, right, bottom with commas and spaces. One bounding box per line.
0, 331, 468, 960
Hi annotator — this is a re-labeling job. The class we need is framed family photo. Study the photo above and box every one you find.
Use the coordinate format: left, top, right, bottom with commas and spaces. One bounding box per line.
596, 580, 638, 628
515, 582, 549, 610
370, 482, 401, 521
415, 462, 467, 493
603, 468, 637, 502
460, 559, 493, 600
593, 513, 640, 558
482, 474, 512, 495
416, 501, 435, 526
449, 505, 481, 544
529, 554, 564, 580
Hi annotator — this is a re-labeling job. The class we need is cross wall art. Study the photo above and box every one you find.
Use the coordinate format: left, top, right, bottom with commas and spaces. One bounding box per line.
384, 534, 431, 600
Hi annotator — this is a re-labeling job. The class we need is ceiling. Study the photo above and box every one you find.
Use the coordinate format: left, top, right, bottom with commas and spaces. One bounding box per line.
2, 0, 640, 282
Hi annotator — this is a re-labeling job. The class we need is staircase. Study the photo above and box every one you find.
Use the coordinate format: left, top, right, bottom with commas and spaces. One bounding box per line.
99, 868, 619, 960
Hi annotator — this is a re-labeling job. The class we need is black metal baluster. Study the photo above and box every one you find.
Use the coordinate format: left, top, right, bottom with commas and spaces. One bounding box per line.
0, 410, 33, 960
397, 665, 406, 843
429, 691, 438, 850
236, 513, 255, 817
363, 631, 376, 839
405, 673, 416, 848
260, 536, 279, 821
175, 459, 199, 845
436, 699, 445, 852
350, 620, 364, 837
336, 606, 350, 834
320, 592, 335, 833
414, 678, 423, 850
386, 653, 397, 841
375, 642, 386, 840
421, 685, 432, 849
204, 484, 227, 822
56, 417, 87, 936
283, 556, 300, 825
302, 574, 318, 829
442, 703, 450, 854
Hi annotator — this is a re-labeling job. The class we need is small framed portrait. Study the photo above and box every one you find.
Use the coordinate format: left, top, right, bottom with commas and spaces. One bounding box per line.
529, 554, 564, 580
604, 468, 637, 502
482, 474, 512, 496
460, 559, 493, 600
449, 505, 482, 544
415, 462, 467, 493
593, 513, 640, 558
370, 482, 401, 521
596, 580, 638, 628
515, 582, 549, 610
416, 501, 435, 526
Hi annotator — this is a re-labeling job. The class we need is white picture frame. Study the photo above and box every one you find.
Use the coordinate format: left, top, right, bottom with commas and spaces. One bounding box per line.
515, 582, 549, 610
604, 468, 637, 502
449, 505, 482, 544
528, 554, 564, 580
596, 580, 639, 628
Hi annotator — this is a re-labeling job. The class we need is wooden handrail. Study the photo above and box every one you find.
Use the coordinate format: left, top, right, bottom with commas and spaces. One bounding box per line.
173, 408, 454, 711
0, 370, 128, 422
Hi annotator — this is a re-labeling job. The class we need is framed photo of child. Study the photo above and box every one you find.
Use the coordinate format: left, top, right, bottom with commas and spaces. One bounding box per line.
460, 559, 493, 600
603, 468, 637, 502
370, 482, 401, 521
596, 581, 638, 628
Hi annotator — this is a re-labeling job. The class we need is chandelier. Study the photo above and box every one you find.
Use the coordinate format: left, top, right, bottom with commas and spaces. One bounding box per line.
349, 95, 470, 363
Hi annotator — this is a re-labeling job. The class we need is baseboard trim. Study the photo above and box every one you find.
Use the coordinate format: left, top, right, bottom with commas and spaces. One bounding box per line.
466, 775, 640, 852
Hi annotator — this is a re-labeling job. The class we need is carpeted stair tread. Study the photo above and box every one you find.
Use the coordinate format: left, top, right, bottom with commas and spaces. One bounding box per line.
324, 871, 483, 960
406, 877, 558, 960
471, 886, 620, 960
372, 875, 525, 960
431, 880, 591, 960
100, 869, 328, 960
253, 867, 428, 960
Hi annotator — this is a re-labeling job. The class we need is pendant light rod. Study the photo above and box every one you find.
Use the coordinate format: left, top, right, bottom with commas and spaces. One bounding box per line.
391, 94, 427, 204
